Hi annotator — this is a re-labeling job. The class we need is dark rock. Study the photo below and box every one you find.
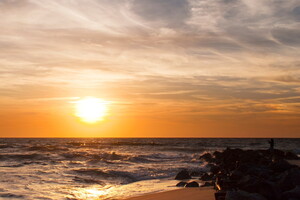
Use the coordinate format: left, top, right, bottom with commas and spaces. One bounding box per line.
270, 159, 295, 173
185, 181, 199, 187
199, 153, 213, 163
225, 190, 267, 200
281, 186, 300, 200
213, 151, 223, 163
230, 170, 244, 181
204, 148, 300, 199
176, 181, 187, 187
205, 163, 215, 169
246, 166, 272, 179
273, 149, 286, 160
278, 168, 300, 192
200, 172, 213, 181
190, 170, 204, 177
201, 181, 213, 187
285, 152, 299, 160
210, 165, 220, 175
238, 175, 258, 188
241, 180, 280, 200
175, 169, 191, 180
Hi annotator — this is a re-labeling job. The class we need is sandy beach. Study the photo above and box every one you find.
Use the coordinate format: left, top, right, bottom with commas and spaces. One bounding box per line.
123, 187, 215, 200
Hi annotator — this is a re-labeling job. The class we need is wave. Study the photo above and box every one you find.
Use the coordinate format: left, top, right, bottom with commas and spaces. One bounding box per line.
0, 193, 24, 198
66, 141, 163, 148
0, 144, 13, 149
61, 152, 168, 163
162, 147, 205, 153
73, 176, 104, 185
107, 141, 163, 146
73, 168, 137, 184
0, 153, 48, 161
27, 145, 67, 152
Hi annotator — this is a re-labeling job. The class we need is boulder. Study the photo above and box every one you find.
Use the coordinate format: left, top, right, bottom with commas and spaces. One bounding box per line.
270, 159, 296, 173
284, 152, 299, 160
241, 180, 280, 200
190, 170, 203, 177
246, 166, 272, 179
199, 153, 213, 163
238, 175, 258, 188
210, 164, 221, 175
185, 181, 199, 187
175, 169, 191, 180
225, 190, 267, 200
201, 181, 213, 187
277, 168, 300, 192
213, 151, 223, 163
200, 172, 213, 181
273, 149, 286, 160
176, 181, 187, 187
281, 186, 300, 200
230, 170, 244, 181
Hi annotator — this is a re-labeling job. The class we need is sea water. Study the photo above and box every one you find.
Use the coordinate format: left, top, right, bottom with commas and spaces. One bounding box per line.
0, 138, 299, 199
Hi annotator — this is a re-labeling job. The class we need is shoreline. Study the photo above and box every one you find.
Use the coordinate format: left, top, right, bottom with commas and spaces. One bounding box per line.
123, 187, 215, 200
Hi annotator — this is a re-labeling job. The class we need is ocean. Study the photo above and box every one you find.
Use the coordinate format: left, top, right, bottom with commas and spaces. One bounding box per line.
0, 138, 299, 200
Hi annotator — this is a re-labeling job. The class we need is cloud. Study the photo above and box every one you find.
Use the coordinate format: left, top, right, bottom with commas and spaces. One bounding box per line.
273, 75, 300, 83
292, 6, 300, 21
272, 28, 300, 46
130, 0, 190, 28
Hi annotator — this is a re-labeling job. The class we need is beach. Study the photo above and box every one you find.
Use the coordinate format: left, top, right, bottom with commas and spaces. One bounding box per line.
124, 187, 215, 200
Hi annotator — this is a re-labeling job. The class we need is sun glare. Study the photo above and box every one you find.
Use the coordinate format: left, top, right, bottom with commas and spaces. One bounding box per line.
75, 97, 108, 123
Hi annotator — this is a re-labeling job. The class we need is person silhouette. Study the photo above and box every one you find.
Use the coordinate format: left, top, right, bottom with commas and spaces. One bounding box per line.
268, 138, 274, 150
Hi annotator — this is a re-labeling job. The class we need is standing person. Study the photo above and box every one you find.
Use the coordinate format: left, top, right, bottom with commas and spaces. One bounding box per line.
268, 138, 274, 150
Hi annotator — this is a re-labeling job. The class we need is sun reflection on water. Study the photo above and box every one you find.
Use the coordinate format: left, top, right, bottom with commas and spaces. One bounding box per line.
67, 179, 178, 200
68, 186, 114, 200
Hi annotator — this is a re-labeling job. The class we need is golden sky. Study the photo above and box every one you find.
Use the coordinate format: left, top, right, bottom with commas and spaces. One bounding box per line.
0, 0, 299, 137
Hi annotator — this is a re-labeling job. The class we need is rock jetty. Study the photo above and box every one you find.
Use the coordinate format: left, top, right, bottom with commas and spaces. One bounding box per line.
175, 148, 299, 200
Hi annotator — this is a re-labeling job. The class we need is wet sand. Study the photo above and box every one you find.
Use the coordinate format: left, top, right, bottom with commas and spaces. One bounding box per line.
123, 187, 215, 200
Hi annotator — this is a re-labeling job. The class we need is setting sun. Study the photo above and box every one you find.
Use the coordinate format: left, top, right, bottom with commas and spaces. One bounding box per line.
74, 97, 108, 123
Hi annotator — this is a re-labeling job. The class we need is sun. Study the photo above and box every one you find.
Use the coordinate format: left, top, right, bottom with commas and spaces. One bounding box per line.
74, 97, 108, 123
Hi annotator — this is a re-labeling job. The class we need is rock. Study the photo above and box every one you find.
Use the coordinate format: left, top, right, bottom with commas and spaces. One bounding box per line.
199, 153, 213, 163
225, 190, 267, 200
238, 175, 258, 188
241, 179, 280, 200
281, 186, 300, 200
270, 159, 295, 173
205, 163, 215, 170
175, 169, 191, 180
200, 172, 213, 181
246, 166, 272, 179
230, 170, 244, 181
185, 181, 199, 187
273, 149, 286, 160
285, 152, 299, 160
199, 148, 300, 200
176, 181, 187, 187
278, 168, 300, 192
190, 170, 203, 177
201, 181, 213, 187
213, 151, 223, 163
210, 164, 220, 175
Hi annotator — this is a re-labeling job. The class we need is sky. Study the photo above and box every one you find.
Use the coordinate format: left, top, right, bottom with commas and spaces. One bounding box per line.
0, 0, 299, 137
